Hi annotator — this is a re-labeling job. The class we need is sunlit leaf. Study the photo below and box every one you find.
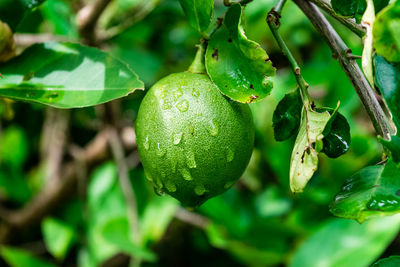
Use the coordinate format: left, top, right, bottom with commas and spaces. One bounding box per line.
272, 89, 302, 142
373, 1, 400, 62
0, 246, 56, 267
330, 158, 400, 222
205, 4, 276, 103
41, 217, 77, 260
290, 215, 400, 267
0, 42, 144, 108
179, 0, 214, 34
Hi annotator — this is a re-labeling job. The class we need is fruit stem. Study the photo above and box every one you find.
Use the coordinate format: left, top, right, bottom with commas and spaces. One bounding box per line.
187, 43, 206, 74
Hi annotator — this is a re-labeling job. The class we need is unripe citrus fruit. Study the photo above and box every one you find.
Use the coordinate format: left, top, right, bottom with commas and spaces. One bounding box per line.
135, 57, 254, 207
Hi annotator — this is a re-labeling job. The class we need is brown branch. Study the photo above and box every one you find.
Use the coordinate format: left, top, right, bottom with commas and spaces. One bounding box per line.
76, 0, 112, 45
293, 0, 393, 140
308, 0, 365, 37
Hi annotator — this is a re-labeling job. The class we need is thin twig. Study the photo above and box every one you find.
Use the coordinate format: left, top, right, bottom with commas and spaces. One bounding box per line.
108, 128, 141, 244
293, 0, 393, 140
308, 0, 365, 37
76, 0, 112, 44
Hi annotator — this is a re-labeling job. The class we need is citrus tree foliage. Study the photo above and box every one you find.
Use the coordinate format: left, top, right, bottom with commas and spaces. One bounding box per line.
0, 0, 400, 266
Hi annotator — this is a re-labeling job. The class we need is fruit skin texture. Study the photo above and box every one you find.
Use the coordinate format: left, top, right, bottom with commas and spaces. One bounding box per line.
135, 72, 254, 207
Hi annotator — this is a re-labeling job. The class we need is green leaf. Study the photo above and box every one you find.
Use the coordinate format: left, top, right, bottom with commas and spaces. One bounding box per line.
331, 0, 367, 22
40, 0, 78, 37
0, 246, 57, 267
322, 112, 351, 158
289, 216, 400, 267
331, 0, 390, 22
140, 197, 178, 245
205, 4, 276, 103
100, 217, 157, 262
290, 109, 331, 193
41, 217, 77, 260
330, 158, 400, 222
0, 42, 144, 108
0, 125, 28, 168
0, 0, 46, 30
373, 256, 400, 267
374, 54, 400, 130
272, 89, 302, 142
379, 136, 400, 163
373, 1, 400, 62
179, 0, 214, 34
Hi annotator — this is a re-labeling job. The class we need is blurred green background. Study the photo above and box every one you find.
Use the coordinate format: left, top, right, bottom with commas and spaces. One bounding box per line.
0, 0, 399, 266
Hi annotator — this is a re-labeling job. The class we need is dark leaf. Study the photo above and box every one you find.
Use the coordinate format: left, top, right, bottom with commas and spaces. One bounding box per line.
0, 0, 46, 30
379, 136, 400, 163
272, 90, 302, 141
322, 112, 351, 158
372, 256, 400, 267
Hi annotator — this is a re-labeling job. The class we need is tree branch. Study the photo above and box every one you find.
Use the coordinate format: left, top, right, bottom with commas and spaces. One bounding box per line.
293, 0, 393, 140
76, 0, 112, 45
308, 0, 365, 37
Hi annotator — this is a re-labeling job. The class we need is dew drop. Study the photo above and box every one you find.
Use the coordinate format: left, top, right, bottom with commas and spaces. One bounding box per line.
207, 119, 219, 136
192, 88, 200, 97
188, 123, 195, 135
156, 142, 166, 157
186, 151, 197, 169
165, 181, 177, 192
176, 99, 189, 112
194, 184, 206, 196
180, 168, 193, 181
173, 132, 183, 145
154, 187, 165, 196
144, 136, 150, 150
224, 181, 236, 189
226, 147, 234, 162
47, 92, 59, 100
162, 99, 172, 110
173, 89, 183, 100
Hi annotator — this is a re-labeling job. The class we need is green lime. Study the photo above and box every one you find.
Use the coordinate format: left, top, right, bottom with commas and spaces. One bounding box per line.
135, 71, 254, 207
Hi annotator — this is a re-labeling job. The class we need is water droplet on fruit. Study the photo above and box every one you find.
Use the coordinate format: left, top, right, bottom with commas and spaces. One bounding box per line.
173, 132, 183, 145
207, 119, 219, 136
173, 89, 183, 100
224, 181, 236, 189
162, 99, 172, 110
186, 151, 197, 168
188, 124, 195, 135
176, 99, 189, 112
156, 142, 166, 157
165, 181, 177, 192
144, 136, 150, 150
192, 88, 200, 97
180, 168, 193, 181
226, 147, 234, 162
160, 91, 167, 99
194, 184, 206, 196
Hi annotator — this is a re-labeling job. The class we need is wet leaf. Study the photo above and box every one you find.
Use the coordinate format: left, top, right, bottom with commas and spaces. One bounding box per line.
0, 42, 144, 108
205, 4, 276, 103
373, 1, 400, 62
179, 0, 214, 34
373, 256, 400, 267
331, 0, 389, 22
290, 109, 331, 193
374, 55, 400, 130
322, 112, 351, 158
272, 89, 302, 142
330, 158, 400, 222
